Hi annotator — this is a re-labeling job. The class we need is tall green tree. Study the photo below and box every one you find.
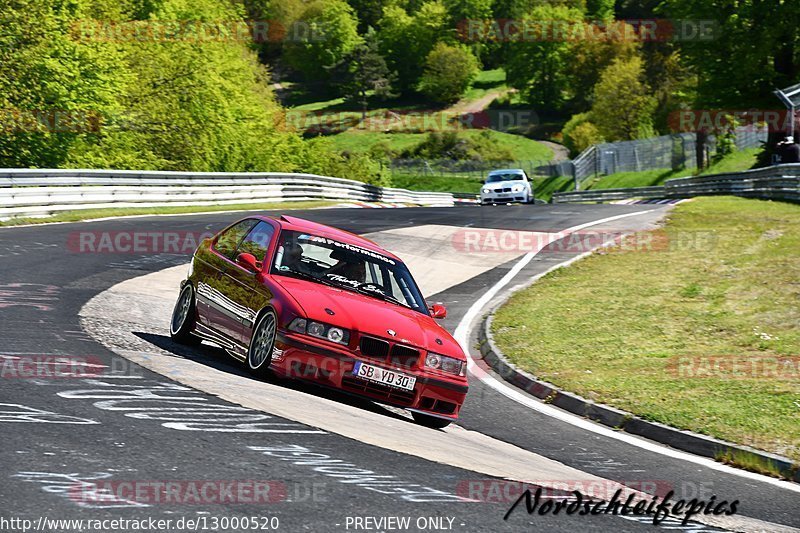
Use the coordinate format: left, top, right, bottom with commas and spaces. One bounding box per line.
590, 56, 657, 141
284, 0, 362, 84
505, 4, 584, 109
332, 29, 397, 120
377, 1, 449, 93
664, 0, 800, 108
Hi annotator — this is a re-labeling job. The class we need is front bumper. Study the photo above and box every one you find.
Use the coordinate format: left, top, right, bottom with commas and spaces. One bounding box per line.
481, 192, 527, 204
273, 331, 468, 419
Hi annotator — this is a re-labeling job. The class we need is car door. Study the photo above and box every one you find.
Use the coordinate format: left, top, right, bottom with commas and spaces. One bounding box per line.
201, 218, 258, 343
222, 220, 277, 345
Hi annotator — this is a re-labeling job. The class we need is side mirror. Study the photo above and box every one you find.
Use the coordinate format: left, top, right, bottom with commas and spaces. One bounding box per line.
236, 252, 260, 272
429, 303, 447, 319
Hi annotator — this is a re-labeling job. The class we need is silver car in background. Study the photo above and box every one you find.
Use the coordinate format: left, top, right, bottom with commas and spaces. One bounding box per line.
480, 169, 534, 205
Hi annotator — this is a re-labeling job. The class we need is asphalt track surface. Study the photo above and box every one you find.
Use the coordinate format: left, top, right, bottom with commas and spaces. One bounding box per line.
0, 204, 797, 533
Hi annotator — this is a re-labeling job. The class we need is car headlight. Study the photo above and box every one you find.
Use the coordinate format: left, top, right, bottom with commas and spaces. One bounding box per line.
512, 184, 524, 192
288, 318, 350, 345
482, 188, 491, 194
425, 352, 466, 376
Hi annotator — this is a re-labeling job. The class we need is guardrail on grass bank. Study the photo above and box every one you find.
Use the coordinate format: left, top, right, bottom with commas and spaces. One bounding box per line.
0, 169, 457, 219
552, 164, 800, 203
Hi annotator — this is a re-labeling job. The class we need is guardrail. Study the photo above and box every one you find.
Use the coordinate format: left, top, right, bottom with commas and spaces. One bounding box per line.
552, 164, 800, 203
0, 169, 457, 219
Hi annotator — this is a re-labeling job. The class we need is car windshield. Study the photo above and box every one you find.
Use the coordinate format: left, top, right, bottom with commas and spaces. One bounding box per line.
486, 172, 525, 183
271, 230, 428, 314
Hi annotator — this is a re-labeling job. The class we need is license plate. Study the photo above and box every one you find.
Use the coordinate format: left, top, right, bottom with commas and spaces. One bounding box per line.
352, 361, 416, 391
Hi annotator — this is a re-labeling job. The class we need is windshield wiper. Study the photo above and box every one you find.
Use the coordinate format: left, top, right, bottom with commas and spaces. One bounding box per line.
277, 267, 339, 288
353, 285, 409, 308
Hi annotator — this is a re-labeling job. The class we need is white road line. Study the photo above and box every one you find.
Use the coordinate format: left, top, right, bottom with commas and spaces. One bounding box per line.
454, 210, 800, 494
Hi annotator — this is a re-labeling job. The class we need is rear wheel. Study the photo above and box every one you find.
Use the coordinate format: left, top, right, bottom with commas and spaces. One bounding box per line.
170, 284, 201, 346
412, 412, 451, 429
247, 309, 277, 377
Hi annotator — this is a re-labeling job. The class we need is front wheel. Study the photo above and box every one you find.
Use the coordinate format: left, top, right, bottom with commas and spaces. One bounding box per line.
247, 309, 277, 377
170, 284, 201, 345
412, 412, 451, 429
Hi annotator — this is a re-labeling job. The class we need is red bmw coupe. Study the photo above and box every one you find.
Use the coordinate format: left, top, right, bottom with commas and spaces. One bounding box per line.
170, 215, 468, 428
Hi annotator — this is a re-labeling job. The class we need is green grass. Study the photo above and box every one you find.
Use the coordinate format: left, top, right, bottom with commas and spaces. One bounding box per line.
0, 200, 338, 227
463, 68, 507, 101
390, 173, 483, 194
492, 196, 800, 464
329, 129, 553, 161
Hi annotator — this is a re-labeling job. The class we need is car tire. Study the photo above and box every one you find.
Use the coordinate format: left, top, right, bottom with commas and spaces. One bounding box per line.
247, 309, 277, 377
412, 412, 451, 429
170, 284, 201, 346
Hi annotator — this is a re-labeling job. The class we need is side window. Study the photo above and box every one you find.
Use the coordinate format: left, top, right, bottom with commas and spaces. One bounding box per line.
236, 221, 275, 262
213, 219, 258, 259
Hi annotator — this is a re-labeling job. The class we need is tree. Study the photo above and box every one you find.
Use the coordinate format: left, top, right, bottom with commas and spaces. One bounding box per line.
418, 42, 479, 103
345, 0, 392, 32
590, 56, 657, 141
565, 21, 640, 111
332, 29, 397, 120
377, 1, 449, 93
504, 5, 584, 110
562, 113, 604, 156
664, 0, 800, 109
284, 0, 362, 83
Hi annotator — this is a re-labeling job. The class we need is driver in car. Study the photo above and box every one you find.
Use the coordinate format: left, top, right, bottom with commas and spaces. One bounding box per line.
325, 249, 366, 283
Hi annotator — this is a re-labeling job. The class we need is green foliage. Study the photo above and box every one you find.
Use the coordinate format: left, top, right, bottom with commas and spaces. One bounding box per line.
0, 0, 383, 185
562, 113, 604, 156
417, 43, 479, 104
590, 56, 657, 141
663, 0, 800, 109
330, 28, 396, 116
585, 0, 614, 19
711, 115, 739, 165
565, 22, 640, 110
400, 131, 515, 161
283, 0, 362, 83
377, 1, 449, 93
504, 5, 584, 109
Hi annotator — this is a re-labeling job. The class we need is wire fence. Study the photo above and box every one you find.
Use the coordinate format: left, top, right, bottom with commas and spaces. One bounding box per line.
388, 127, 768, 191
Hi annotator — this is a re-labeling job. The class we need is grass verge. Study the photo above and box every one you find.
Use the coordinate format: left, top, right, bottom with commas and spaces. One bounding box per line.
583, 148, 761, 190
492, 196, 800, 463
0, 200, 338, 227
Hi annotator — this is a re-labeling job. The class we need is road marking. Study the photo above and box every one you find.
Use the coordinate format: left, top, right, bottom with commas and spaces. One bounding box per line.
454, 210, 800, 495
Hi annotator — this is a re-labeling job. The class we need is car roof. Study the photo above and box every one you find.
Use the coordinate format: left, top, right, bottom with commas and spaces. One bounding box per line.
256, 214, 402, 262
487, 168, 525, 175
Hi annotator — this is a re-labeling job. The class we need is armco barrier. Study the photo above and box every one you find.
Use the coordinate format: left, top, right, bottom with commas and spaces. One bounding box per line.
0, 169, 457, 219
552, 163, 800, 203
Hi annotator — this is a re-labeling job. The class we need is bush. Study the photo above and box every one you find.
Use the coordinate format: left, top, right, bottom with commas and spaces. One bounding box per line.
417, 43, 479, 104
400, 131, 514, 162
562, 113, 604, 156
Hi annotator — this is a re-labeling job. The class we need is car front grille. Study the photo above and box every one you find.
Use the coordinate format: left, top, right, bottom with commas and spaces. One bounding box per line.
359, 336, 390, 359
389, 344, 420, 367
359, 335, 420, 368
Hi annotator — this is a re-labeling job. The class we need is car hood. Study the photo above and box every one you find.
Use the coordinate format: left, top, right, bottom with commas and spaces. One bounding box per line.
272, 276, 464, 358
